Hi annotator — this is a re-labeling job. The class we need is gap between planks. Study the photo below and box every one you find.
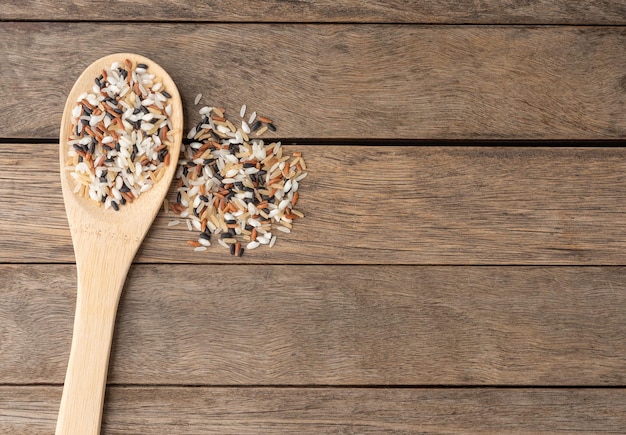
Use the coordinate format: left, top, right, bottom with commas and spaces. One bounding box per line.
2, 383, 626, 389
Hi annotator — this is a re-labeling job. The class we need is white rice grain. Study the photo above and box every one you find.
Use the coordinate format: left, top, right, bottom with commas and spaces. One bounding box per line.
112, 188, 122, 201
241, 120, 251, 134
192, 219, 202, 231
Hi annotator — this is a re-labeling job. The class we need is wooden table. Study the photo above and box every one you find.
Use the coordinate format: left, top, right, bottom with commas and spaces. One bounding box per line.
1, 2, 626, 433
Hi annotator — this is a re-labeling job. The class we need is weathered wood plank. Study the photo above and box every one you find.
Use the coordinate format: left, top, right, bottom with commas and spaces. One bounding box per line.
2, 145, 626, 264
2, 386, 625, 434
1, 1, 624, 24
2, 265, 625, 385
1, 24, 625, 140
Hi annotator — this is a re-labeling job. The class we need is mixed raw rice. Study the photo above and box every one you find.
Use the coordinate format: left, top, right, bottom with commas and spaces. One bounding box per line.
168, 101, 307, 256
65, 59, 176, 210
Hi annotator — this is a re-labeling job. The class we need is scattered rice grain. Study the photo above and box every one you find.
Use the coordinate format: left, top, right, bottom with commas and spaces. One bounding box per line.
248, 111, 256, 124
242, 120, 250, 134
168, 104, 306, 255
247, 241, 260, 250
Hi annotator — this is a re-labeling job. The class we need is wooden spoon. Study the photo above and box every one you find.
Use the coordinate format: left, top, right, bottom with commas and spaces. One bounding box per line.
56, 53, 182, 434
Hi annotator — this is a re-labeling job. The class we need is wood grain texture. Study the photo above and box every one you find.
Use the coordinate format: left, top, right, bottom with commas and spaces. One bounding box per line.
1, 386, 625, 434
3, 5, 624, 433
2, 264, 625, 385
1, 1, 625, 24
1, 24, 626, 140
3, 145, 626, 264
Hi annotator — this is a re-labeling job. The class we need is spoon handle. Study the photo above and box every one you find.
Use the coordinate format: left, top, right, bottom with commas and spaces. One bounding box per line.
55, 254, 130, 435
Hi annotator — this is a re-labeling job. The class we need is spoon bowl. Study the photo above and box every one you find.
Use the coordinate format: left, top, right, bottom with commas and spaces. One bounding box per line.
56, 53, 182, 434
